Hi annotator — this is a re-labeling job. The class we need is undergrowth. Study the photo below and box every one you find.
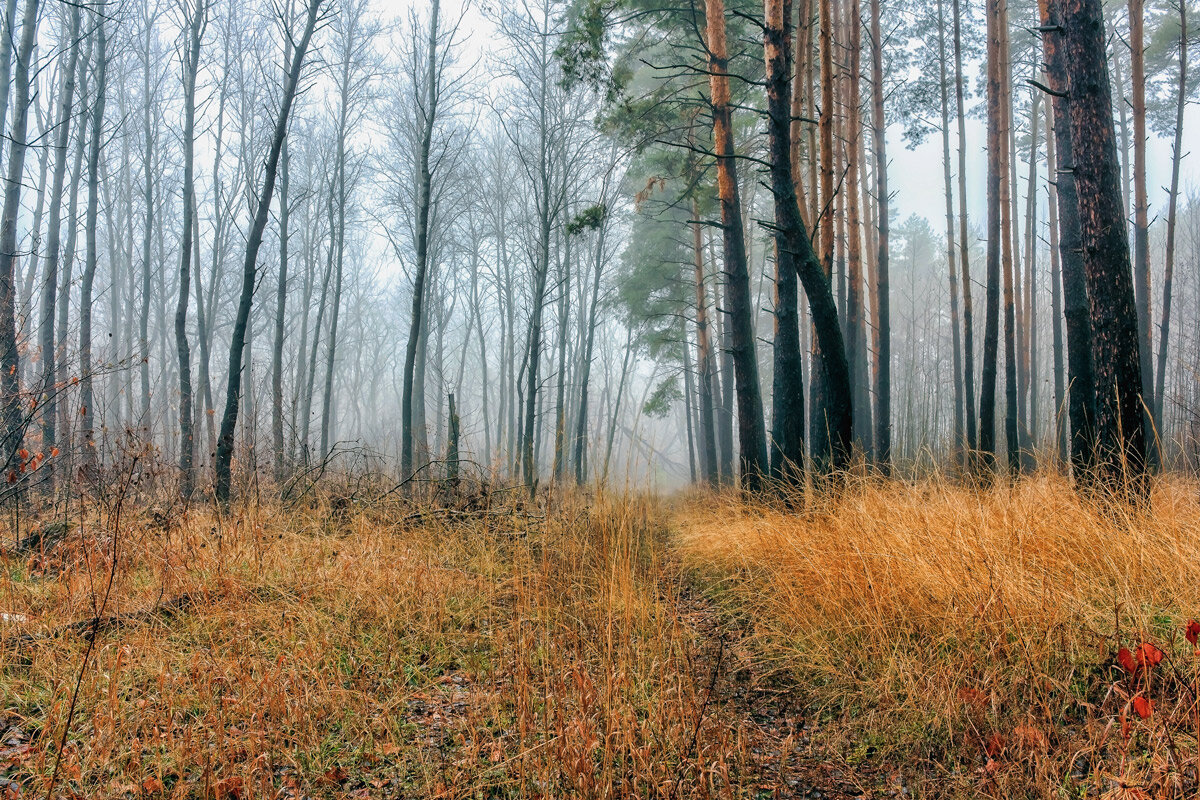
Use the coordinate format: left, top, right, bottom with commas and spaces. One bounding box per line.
675, 472, 1200, 798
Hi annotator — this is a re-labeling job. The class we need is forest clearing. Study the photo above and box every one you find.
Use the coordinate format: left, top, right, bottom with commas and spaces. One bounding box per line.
2, 474, 1199, 799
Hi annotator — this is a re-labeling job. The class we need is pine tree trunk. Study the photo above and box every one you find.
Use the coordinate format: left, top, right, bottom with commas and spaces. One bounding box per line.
1038, 0, 1097, 478
708, 0, 770, 490
1056, 0, 1148, 491
1154, 0, 1185, 456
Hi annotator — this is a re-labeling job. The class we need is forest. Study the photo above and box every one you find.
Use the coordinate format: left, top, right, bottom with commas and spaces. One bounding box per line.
0, 0, 1198, 795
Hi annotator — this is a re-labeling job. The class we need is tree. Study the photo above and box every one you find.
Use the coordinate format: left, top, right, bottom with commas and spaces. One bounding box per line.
1055, 0, 1148, 490
176, 0, 208, 496
706, 0, 769, 489
38, 2, 82, 492
214, 0, 325, 505
0, 0, 40, 470
1038, 0, 1097, 477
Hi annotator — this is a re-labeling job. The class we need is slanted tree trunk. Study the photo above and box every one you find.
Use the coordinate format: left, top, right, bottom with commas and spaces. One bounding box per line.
1056, 0, 1148, 491
707, 0, 769, 490
214, 0, 322, 506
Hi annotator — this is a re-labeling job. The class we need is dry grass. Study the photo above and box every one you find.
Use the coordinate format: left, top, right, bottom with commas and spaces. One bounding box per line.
0, 485, 761, 799
5, 470, 1198, 799
674, 472, 1200, 798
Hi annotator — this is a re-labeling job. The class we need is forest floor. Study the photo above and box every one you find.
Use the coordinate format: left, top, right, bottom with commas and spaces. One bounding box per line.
0, 474, 1198, 798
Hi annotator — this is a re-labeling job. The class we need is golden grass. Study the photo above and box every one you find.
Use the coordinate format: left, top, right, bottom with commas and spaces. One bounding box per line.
674, 473, 1200, 797
0, 487, 767, 799
6, 472, 1199, 798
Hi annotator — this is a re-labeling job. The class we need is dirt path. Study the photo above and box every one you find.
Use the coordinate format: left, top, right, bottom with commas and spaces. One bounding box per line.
669, 570, 903, 799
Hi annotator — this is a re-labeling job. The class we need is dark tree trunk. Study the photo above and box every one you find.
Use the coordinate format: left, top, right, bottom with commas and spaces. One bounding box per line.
1056, 0, 1148, 491
1154, 0, 1186, 453
1038, 0, 1097, 478
214, 0, 322, 505
766, 0, 807, 481
176, 0, 205, 497
707, 0, 769, 490
979, 0, 1003, 470
868, 0, 891, 473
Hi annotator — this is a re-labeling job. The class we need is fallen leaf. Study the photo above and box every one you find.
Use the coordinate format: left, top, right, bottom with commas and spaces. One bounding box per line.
320, 766, 348, 785
1133, 695, 1153, 719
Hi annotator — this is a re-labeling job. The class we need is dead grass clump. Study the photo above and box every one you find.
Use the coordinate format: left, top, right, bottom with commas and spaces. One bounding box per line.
674, 473, 1200, 798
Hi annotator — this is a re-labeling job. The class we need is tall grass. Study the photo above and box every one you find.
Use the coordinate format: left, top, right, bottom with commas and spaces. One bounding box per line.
675, 472, 1200, 797
0, 487, 761, 799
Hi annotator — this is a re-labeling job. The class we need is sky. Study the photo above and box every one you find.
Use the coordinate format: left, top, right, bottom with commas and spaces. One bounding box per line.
376, 0, 1198, 251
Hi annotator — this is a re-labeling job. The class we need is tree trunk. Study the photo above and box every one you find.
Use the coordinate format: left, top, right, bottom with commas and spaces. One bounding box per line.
1128, 0, 1156, 460
707, 0, 769, 490
402, 0, 440, 482
1056, 0, 1148, 491
936, 0, 964, 464
80, 15, 106, 466
979, 0, 1003, 469
1154, 0, 1185, 456
1045, 105, 1067, 463
953, 0, 977, 455
766, 0, 807, 481
0, 0, 39, 471
38, 3, 81, 492
1038, 0, 1097, 478
214, 0, 322, 505
690, 199, 719, 485
868, 0, 891, 473
176, 0, 205, 497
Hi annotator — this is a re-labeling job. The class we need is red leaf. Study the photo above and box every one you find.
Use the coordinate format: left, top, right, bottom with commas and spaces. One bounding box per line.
1186, 620, 1199, 646
1137, 642, 1164, 668
1133, 695, 1153, 719
985, 733, 1006, 757
1117, 646, 1138, 673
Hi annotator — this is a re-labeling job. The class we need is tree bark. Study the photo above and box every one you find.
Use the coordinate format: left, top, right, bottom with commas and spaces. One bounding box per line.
707, 0, 769, 490
1056, 0, 1148, 491
868, 0, 890, 472
214, 0, 322, 505
1038, 0, 1097, 478
38, 3, 81, 492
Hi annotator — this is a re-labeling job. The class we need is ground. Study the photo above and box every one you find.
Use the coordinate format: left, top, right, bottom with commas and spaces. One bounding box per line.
1, 474, 1198, 798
